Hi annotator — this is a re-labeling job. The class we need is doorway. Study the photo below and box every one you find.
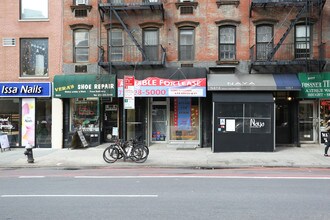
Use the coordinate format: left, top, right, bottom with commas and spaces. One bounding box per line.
299, 101, 318, 143
103, 103, 119, 142
151, 98, 168, 143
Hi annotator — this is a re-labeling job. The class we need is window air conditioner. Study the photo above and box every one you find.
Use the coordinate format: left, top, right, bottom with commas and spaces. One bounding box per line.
76, 0, 87, 5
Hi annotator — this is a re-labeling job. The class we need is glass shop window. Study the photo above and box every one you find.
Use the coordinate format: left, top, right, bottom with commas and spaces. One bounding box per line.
216, 103, 271, 134
70, 98, 99, 132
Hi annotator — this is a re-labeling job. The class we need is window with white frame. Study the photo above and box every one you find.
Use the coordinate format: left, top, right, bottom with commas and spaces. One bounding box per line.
219, 26, 236, 60
109, 29, 123, 61
20, 38, 48, 76
256, 25, 273, 60
20, 0, 48, 20
74, 30, 89, 63
179, 28, 194, 61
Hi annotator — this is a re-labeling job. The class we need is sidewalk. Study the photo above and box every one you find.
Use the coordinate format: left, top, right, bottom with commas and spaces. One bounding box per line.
1, 143, 330, 169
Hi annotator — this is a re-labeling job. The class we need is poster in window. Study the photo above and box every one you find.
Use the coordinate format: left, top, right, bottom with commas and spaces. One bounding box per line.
226, 119, 236, 132
21, 98, 35, 147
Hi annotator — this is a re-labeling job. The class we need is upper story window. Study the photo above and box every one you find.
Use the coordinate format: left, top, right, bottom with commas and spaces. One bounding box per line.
256, 25, 273, 60
20, 38, 48, 77
20, 0, 48, 20
143, 29, 159, 61
179, 28, 195, 61
295, 24, 311, 59
74, 30, 89, 63
109, 29, 123, 61
219, 26, 236, 60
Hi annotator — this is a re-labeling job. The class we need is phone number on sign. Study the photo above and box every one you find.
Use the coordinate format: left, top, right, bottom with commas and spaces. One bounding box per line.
118, 89, 167, 96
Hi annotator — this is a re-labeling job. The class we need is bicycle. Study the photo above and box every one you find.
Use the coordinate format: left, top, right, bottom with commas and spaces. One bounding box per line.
103, 138, 148, 163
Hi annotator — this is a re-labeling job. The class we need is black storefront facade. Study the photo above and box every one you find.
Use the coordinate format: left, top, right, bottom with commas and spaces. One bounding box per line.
53, 74, 116, 147
208, 73, 301, 152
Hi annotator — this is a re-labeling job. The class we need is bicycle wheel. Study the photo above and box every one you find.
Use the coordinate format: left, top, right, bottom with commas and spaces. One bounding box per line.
103, 145, 119, 163
131, 144, 148, 163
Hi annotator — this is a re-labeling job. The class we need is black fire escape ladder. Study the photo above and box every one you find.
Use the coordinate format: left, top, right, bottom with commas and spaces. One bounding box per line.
267, 3, 308, 61
110, 7, 148, 61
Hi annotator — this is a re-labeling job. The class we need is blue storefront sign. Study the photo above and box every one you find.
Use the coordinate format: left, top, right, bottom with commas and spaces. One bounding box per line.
0, 82, 51, 97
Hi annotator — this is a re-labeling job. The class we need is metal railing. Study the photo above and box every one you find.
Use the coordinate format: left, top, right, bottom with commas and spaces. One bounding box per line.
99, 44, 166, 64
252, 0, 315, 3
250, 43, 326, 61
107, 0, 163, 6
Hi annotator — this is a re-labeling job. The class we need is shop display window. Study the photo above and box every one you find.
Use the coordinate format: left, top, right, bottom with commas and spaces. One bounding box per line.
0, 98, 19, 147
216, 103, 272, 134
70, 98, 99, 132
170, 97, 199, 141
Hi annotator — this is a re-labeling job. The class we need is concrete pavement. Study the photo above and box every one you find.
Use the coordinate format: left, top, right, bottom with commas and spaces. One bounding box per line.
0, 143, 330, 169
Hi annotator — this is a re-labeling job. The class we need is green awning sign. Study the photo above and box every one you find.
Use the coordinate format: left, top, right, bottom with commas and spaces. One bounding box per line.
53, 74, 116, 98
298, 72, 330, 98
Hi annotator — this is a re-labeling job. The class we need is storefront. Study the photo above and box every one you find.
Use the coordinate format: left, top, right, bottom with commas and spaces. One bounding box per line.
298, 72, 330, 144
53, 74, 116, 147
117, 67, 207, 147
0, 82, 52, 148
208, 73, 301, 152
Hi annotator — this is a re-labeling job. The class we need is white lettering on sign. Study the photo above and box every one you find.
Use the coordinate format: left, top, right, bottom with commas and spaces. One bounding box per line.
250, 118, 265, 128
2, 86, 18, 94
78, 84, 92, 90
2, 85, 42, 94
227, 82, 256, 86
21, 85, 42, 94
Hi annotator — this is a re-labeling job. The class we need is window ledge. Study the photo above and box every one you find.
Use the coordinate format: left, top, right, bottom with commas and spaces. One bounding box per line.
175, 2, 198, 9
19, 76, 50, 79
70, 5, 92, 12
216, 0, 240, 8
18, 19, 50, 22
216, 60, 239, 65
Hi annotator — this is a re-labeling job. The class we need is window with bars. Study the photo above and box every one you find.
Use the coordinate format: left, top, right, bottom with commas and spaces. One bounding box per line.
295, 24, 311, 59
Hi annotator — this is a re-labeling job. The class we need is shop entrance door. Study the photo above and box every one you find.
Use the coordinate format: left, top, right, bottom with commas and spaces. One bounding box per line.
151, 99, 168, 143
103, 104, 118, 142
299, 101, 318, 143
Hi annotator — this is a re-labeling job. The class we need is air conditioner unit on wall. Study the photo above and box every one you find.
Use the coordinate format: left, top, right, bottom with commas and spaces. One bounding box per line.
76, 0, 87, 5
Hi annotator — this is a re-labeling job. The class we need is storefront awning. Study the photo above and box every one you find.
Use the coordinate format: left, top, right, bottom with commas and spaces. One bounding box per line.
273, 74, 301, 91
208, 74, 277, 91
53, 74, 116, 98
117, 67, 207, 97
208, 74, 301, 91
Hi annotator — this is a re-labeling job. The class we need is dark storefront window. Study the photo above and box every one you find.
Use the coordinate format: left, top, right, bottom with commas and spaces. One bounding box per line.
36, 98, 52, 148
216, 103, 271, 134
70, 98, 99, 132
0, 98, 19, 147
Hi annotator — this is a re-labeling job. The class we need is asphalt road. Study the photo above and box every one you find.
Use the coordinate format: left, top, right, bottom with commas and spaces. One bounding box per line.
0, 167, 329, 220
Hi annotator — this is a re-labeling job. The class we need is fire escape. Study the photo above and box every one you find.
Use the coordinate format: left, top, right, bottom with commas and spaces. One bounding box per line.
249, 0, 326, 74
98, 0, 166, 71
